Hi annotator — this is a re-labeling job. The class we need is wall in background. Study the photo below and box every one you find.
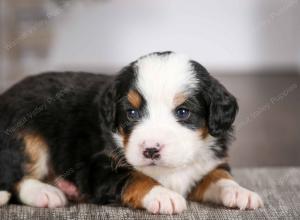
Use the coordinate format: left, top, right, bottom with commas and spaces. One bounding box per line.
1, 0, 299, 167
43, 0, 300, 74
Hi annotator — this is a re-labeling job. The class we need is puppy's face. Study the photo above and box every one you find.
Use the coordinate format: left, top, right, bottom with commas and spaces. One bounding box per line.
111, 52, 237, 170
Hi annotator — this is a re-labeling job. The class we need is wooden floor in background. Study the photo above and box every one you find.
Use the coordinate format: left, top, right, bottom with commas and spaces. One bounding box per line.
216, 74, 300, 167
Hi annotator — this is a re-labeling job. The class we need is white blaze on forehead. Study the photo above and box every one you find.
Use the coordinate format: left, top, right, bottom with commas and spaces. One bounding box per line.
135, 53, 198, 108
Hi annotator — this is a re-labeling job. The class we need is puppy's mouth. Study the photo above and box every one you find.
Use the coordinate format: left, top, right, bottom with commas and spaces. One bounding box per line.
136, 160, 178, 169
136, 161, 158, 167
149, 162, 157, 166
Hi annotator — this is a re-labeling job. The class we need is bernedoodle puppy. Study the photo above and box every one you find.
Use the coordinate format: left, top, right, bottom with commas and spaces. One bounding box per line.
0, 52, 263, 214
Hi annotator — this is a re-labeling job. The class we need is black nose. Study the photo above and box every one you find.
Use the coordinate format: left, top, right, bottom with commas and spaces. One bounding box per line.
143, 148, 160, 159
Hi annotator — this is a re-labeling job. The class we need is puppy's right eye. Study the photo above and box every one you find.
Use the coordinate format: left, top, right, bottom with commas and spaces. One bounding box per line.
127, 109, 140, 121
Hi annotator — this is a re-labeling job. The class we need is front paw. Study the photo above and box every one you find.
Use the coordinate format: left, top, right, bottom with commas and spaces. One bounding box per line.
142, 186, 187, 214
220, 182, 263, 210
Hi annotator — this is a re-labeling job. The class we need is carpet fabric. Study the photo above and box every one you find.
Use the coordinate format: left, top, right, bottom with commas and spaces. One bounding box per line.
0, 167, 299, 220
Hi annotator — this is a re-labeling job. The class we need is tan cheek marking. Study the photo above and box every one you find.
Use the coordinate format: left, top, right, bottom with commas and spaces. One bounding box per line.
128, 90, 142, 109
173, 92, 187, 106
199, 127, 209, 139
22, 132, 49, 180
122, 171, 159, 208
119, 127, 129, 147
188, 168, 232, 202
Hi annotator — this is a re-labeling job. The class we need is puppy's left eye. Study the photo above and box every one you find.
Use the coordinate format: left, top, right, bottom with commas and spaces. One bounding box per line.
127, 109, 140, 121
175, 107, 190, 120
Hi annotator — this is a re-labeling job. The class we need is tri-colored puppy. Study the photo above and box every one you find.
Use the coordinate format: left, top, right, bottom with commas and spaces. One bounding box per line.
0, 52, 263, 214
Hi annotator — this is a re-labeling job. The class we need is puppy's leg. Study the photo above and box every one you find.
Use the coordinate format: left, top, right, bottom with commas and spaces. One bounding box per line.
122, 172, 187, 214
0, 191, 11, 206
189, 166, 263, 210
15, 132, 67, 208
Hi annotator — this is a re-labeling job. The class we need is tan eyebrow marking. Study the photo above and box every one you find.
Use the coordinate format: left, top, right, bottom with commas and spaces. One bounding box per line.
127, 90, 142, 109
173, 92, 188, 107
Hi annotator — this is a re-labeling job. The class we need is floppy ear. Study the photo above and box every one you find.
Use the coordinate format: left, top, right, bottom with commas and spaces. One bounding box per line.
98, 79, 117, 130
206, 77, 238, 136
192, 61, 238, 137
98, 64, 136, 131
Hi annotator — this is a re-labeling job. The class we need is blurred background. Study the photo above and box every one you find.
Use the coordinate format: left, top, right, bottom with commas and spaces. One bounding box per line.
0, 0, 299, 167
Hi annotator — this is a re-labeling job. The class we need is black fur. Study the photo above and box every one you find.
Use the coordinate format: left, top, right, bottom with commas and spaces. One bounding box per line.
0, 72, 133, 203
191, 61, 238, 136
191, 60, 238, 157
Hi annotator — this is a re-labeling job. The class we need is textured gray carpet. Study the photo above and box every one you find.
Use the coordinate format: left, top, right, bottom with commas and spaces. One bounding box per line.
1, 167, 299, 220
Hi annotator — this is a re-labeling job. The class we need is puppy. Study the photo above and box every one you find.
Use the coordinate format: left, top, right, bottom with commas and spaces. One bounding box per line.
0, 52, 263, 213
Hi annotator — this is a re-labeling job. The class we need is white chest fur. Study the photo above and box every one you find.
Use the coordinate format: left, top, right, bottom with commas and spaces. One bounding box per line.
137, 158, 222, 197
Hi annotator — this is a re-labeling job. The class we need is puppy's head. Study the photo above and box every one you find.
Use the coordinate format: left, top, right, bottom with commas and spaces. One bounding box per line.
106, 52, 238, 170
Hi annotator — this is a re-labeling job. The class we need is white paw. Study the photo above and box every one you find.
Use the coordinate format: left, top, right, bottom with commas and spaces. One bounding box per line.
142, 186, 187, 214
0, 191, 11, 206
19, 179, 67, 208
220, 181, 263, 210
